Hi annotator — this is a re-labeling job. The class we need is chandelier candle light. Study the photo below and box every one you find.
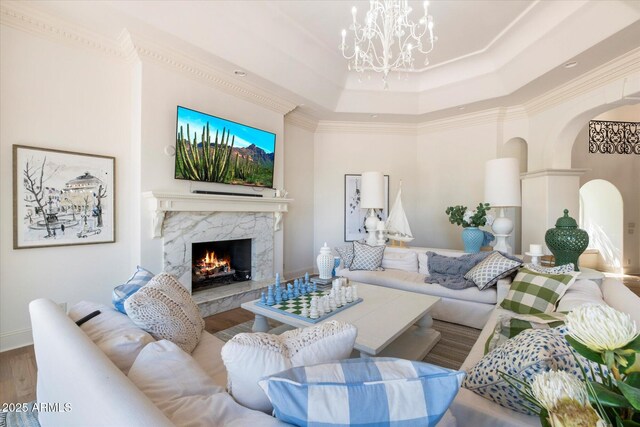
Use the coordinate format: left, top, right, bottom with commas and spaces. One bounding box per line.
340, 0, 437, 88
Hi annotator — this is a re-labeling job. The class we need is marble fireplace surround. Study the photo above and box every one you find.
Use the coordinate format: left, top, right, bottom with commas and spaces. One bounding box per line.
143, 192, 291, 314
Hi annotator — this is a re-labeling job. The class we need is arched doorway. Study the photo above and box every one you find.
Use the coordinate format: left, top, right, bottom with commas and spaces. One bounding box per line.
579, 179, 623, 272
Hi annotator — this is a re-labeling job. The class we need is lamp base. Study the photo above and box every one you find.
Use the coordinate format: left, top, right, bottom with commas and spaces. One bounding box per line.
491, 208, 514, 255
364, 209, 379, 246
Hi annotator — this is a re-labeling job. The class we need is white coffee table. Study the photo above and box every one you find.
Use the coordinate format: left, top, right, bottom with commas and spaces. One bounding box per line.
241, 282, 441, 359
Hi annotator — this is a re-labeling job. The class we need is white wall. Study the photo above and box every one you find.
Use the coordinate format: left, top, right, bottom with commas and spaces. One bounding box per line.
313, 130, 418, 251
572, 104, 640, 273
416, 122, 500, 250
0, 26, 134, 350
134, 60, 286, 275
283, 120, 315, 277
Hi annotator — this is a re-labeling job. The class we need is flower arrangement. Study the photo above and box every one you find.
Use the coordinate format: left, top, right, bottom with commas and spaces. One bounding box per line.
445, 203, 493, 228
502, 304, 639, 426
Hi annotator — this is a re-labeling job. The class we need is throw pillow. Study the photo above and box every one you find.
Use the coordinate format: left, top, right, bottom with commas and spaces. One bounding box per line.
128, 340, 282, 426
125, 273, 205, 353
381, 247, 419, 272
220, 320, 357, 413
112, 265, 154, 314
484, 312, 566, 354
335, 244, 355, 269
463, 326, 604, 415
500, 268, 579, 314
524, 262, 575, 275
68, 301, 154, 374
259, 357, 465, 427
464, 252, 522, 290
349, 241, 385, 271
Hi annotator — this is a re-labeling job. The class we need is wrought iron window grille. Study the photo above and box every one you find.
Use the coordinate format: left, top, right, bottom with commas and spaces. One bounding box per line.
589, 120, 639, 155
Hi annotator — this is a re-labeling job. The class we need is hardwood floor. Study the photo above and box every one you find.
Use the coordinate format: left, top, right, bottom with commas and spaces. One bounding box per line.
0, 345, 37, 404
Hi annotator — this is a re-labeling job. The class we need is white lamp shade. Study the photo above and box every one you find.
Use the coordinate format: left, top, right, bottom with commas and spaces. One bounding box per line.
360, 171, 384, 209
484, 158, 521, 207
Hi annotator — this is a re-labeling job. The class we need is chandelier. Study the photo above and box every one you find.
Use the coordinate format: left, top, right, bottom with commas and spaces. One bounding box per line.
340, 0, 437, 88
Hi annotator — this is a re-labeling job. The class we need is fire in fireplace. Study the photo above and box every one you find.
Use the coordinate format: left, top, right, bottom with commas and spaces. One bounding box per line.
192, 239, 251, 291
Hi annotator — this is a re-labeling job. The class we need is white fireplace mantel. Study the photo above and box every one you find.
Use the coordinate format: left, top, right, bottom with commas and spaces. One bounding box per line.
143, 191, 292, 238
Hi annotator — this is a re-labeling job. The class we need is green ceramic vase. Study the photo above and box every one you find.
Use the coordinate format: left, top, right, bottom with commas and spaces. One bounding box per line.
544, 209, 589, 271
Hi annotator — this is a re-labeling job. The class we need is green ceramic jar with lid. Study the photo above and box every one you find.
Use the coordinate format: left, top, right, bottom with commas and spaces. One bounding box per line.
544, 209, 589, 271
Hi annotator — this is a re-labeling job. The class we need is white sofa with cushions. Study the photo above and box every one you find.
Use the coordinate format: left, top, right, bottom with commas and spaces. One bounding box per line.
336, 246, 514, 329
449, 277, 640, 426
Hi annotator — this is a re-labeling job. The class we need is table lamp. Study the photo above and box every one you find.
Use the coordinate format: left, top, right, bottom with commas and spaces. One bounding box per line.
484, 158, 521, 254
360, 171, 384, 246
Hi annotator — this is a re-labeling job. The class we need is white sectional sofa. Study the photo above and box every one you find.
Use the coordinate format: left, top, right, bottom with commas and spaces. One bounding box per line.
337, 246, 512, 329
450, 277, 640, 426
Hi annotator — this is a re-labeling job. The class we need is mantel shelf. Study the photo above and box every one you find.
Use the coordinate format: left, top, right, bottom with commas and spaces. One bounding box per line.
143, 191, 293, 238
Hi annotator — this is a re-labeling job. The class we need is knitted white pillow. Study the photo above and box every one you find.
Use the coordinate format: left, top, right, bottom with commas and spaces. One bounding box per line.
125, 273, 205, 353
220, 320, 357, 413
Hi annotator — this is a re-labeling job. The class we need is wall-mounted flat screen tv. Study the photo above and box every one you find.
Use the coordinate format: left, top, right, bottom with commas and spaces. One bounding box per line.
175, 106, 276, 188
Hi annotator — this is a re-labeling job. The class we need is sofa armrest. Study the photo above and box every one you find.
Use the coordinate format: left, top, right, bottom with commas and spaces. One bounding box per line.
496, 279, 511, 305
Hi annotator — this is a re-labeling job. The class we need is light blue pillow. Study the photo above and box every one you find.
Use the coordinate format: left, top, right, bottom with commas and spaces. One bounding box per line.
112, 266, 154, 314
258, 357, 464, 427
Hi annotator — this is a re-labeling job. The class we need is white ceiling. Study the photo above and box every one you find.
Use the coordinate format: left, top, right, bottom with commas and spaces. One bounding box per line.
23, 0, 640, 122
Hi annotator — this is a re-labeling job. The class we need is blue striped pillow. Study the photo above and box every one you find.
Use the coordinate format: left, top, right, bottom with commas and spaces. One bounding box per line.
112, 266, 154, 314
259, 357, 464, 427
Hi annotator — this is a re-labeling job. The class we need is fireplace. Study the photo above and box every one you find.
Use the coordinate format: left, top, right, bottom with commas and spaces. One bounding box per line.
192, 239, 251, 292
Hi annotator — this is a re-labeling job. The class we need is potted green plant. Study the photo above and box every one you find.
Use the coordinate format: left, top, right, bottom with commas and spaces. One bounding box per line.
445, 203, 492, 253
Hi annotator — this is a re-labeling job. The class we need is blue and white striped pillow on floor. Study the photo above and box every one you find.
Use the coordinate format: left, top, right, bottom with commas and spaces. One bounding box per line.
259, 357, 465, 427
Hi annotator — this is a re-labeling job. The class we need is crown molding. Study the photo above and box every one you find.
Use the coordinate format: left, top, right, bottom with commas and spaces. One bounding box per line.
0, 2, 125, 59
285, 110, 319, 132
1, 2, 298, 116
524, 48, 640, 115
315, 120, 417, 135
416, 108, 505, 134
126, 32, 298, 115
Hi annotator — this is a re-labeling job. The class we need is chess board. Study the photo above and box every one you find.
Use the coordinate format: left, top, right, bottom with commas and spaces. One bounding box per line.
255, 290, 363, 323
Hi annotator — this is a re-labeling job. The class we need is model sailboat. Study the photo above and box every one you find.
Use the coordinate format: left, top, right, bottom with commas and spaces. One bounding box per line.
385, 181, 414, 244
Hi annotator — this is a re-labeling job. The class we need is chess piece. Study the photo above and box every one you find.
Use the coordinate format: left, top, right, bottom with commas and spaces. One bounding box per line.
293, 280, 300, 298
281, 289, 289, 301
323, 296, 330, 313
346, 287, 353, 303
310, 305, 319, 319
260, 291, 266, 304
340, 288, 347, 306
275, 273, 280, 287
287, 283, 294, 299
317, 299, 325, 316
352, 284, 358, 300
330, 296, 338, 310
300, 300, 308, 318
305, 272, 310, 284
266, 285, 275, 306
275, 287, 282, 304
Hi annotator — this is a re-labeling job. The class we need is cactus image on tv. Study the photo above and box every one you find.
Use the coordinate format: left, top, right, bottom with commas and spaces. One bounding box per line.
175, 106, 275, 188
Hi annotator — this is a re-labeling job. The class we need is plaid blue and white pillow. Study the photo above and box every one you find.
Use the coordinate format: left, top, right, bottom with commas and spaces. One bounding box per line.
112, 266, 154, 314
259, 357, 465, 427
349, 241, 385, 271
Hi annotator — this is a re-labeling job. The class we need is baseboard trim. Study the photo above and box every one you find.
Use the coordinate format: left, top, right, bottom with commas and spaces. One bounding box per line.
0, 328, 33, 353
284, 267, 316, 281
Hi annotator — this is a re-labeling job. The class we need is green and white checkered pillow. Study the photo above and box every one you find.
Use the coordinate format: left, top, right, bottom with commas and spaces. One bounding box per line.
349, 241, 385, 271
484, 312, 566, 354
500, 268, 579, 314
464, 252, 522, 290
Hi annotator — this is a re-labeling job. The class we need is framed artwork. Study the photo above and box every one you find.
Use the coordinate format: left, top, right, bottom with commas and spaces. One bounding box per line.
344, 174, 389, 242
13, 145, 116, 249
